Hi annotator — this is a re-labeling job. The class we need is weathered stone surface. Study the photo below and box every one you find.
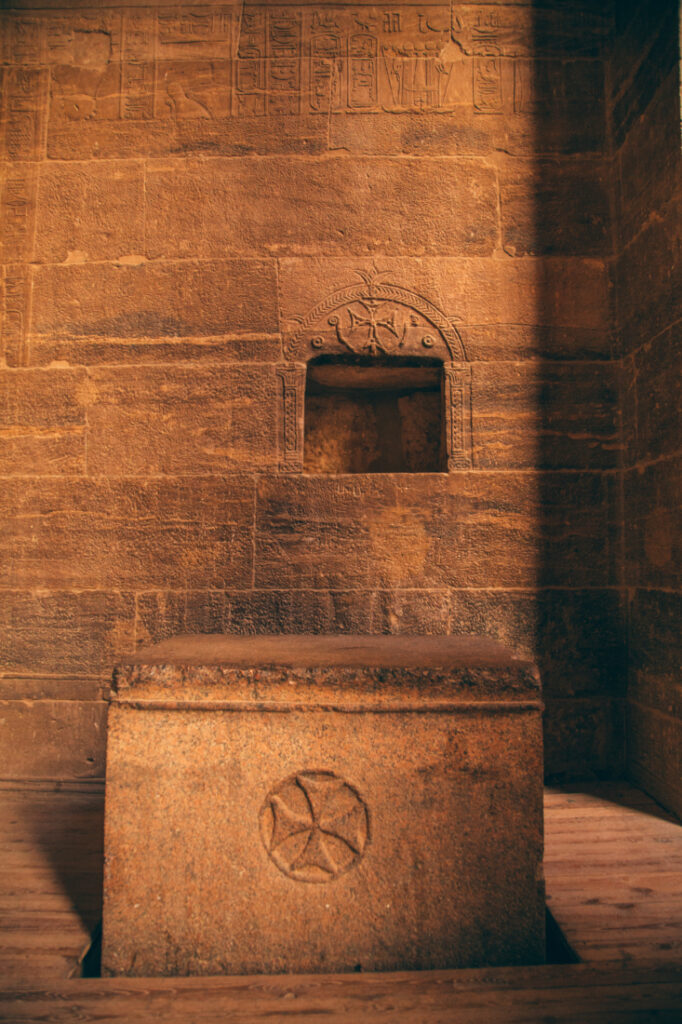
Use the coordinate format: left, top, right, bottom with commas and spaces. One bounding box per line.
144, 157, 498, 258
304, 383, 443, 474
611, 5, 679, 147
47, 75, 330, 159
0, 66, 48, 161
0, 698, 106, 780
34, 160, 145, 263
30, 260, 279, 339
626, 702, 682, 819
446, 589, 626, 700
330, 111, 494, 157
0, 477, 255, 590
329, 59, 606, 157
0, 677, 103, 701
628, 588, 682, 720
513, 59, 606, 156
0, 368, 87, 475
615, 0, 682, 820
624, 455, 682, 590
172, 113, 329, 157
472, 362, 620, 469
0, 591, 135, 678
134, 590, 370, 648
458, 325, 613, 363
103, 634, 544, 976
617, 193, 682, 353
47, 120, 174, 161
28, 333, 282, 368
278, 256, 611, 336
543, 697, 624, 780
500, 160, 611, 257
617, 70, 681, 248
85, 365, 279, 475
255, 473, 617, 590
627, 324, 682, 466
1, 264, 32, 367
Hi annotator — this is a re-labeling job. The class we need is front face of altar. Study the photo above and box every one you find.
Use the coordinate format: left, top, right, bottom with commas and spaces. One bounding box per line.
102, 637, 545, 976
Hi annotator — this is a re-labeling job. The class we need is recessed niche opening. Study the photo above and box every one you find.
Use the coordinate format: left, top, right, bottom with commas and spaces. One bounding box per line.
304, 355, 445, 473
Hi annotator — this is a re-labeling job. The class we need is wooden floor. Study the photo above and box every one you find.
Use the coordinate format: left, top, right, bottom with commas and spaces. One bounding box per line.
0, 780, 681, 1022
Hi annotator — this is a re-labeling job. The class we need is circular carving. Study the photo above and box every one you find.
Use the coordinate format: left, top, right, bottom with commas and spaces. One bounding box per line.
311, 336, 324, 349
260, 771, 369, 884
422, 334, 435, 348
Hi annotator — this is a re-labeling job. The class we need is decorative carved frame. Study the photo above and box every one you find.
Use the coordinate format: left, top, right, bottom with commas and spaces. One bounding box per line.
278, 271, 472, 472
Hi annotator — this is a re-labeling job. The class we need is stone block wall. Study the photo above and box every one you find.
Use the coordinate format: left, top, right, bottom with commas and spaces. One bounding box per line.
612, 0, 682, 816
1, 1, 623, 780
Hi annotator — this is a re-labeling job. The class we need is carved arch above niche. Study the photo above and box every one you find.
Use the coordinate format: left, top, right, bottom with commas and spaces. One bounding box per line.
278, 269, 472, 473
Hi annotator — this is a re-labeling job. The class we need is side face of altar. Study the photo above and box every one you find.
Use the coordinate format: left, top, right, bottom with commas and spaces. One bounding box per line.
101, 635, 545, 977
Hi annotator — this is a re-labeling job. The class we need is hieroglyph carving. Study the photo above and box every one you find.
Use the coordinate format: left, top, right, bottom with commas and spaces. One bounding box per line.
0, 6, 550, 122
281, 269, 473, 471
240, 4, 457, 115
237, 7, 302, 116
468, 10, 503, 113
21, 5, 497, 124
260, 771, 369, 883
1, 266, 31, 367
0, 167, 37, 261
2, 68, 47, 160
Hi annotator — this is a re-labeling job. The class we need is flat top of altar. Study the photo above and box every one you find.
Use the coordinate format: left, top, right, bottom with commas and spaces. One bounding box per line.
127, 634, 535, 671
114, 636, 541, 705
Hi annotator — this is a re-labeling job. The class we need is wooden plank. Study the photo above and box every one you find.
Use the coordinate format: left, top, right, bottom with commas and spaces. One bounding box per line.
545, 872, 682, 895
0, 955, 81, 985
543, 784, 682, 968
1, 966, 681, 1024
0, 785, 103, 985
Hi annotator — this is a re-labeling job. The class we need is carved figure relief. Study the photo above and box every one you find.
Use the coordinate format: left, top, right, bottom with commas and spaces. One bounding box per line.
280, 269, 472, 472
260, 771, 369, 883
16, 5, 538, 126
285, 268, 465, 362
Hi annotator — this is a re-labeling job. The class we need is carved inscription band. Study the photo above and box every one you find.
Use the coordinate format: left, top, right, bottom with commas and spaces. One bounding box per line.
4, 6, 518, 124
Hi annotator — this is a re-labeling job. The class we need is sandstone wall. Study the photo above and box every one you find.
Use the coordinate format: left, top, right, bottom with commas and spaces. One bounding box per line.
613, 0, 682, 816
0, 1, 621, 780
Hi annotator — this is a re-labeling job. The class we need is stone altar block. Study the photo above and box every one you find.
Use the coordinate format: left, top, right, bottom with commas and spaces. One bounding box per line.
102, 635, 545, 976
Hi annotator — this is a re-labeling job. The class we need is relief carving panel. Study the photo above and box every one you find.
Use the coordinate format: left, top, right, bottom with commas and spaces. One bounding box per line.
4, 4, 598, 128
2, 68, 48, 160
260, 771, 369, 883
281, 270, 472, 472
1, 265, 31, 367
9, 5, 515, 129
236, 4, 459, 116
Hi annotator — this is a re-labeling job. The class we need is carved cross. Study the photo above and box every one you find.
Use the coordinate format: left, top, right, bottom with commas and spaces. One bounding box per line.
348, 300, 399, 355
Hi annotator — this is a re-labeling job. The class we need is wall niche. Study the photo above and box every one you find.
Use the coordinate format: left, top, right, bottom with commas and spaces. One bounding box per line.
280, 270, 472, 473
304, 356, 444, 473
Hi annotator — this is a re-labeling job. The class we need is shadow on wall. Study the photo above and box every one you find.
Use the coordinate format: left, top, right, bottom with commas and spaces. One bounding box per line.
532, 0, 627, 782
